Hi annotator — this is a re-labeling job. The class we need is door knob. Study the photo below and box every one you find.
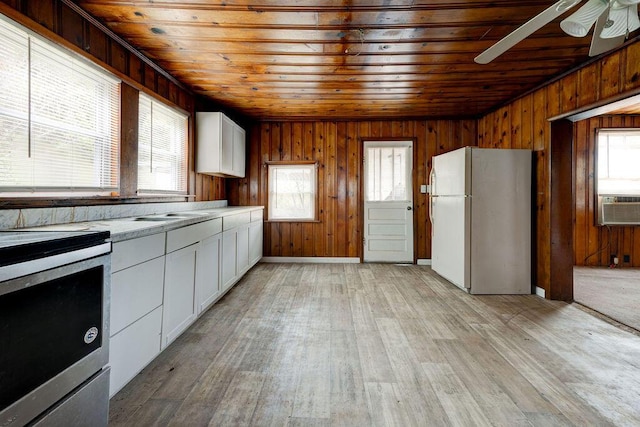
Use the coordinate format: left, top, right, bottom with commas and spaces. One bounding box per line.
407, 206, 412, 210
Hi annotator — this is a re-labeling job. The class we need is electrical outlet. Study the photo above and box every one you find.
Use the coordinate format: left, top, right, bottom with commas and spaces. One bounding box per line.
624, 254, 630, 263
614, 256, 619, 265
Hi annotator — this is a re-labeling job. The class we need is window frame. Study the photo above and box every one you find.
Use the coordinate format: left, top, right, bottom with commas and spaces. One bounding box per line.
595, 127, 640, 225
0, 15, 121, 197
136, 92, 189, 195
266, 160, 319, 222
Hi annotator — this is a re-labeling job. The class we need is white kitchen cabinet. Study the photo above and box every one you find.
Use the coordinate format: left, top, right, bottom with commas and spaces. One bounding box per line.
196, 112, 245, 177
162, 243, 197, 350
109, 233, 165, 397
110, 256, 165, 336
221, 228, 238, 292
249, 220, 263, 267
163, 218, 222, 349
195, 233, 221, 315
236, 224, 250, 277
109, 306, 163, 397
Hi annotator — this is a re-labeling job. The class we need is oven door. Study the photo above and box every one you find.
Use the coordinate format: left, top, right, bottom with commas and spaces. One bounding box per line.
0, 247, 110, 427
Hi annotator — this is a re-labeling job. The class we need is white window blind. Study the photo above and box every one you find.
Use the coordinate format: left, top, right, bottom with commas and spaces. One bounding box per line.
268, 163, 317, 220
0, 16, 120, 195
138, 94, 188, 194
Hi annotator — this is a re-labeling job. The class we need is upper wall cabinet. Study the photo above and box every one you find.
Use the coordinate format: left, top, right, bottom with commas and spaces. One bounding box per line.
196, 112, 246, 178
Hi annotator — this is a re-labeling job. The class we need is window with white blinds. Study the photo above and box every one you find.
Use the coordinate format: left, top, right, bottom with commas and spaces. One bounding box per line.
137, 94, 188, 194
0, 16, 120, 195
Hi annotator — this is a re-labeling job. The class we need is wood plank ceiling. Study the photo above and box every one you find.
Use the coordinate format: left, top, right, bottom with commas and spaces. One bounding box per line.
74, 0, 633, 120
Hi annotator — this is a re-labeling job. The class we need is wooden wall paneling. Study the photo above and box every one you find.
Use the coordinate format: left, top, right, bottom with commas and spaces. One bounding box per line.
60, 3, 83, 49
260, 124, 271, 253
25, 0, 56, 31
303, 122, 315, 256
314, 122, 327, 257
573, 115, 640, 267
110, 41, 127, 75
87, 22, 109, 64
561, 72, 578, 113
623, 42, 640, 93
578, 63, 599, 107
346, 122, 360, 258
336, 121, 348, 257
600, 51, 622, 100
521, 94, 533, 150
532, 88, 550, 293
511, 98, 522, 149
414, 121, 428, 260
325, 122, 337, 257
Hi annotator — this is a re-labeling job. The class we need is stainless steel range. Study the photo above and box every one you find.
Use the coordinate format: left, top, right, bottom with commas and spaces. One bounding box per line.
0, 230, 111, 427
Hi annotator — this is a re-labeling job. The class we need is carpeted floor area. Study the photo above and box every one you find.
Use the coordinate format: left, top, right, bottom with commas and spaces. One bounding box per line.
574, 266, 640, 331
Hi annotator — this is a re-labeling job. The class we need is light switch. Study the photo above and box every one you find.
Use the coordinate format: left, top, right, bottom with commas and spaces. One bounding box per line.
420, 184, 427, 194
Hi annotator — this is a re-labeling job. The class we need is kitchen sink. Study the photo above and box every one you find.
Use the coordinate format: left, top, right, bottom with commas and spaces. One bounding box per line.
164, 212, 209, 217
134, 216, 187, 221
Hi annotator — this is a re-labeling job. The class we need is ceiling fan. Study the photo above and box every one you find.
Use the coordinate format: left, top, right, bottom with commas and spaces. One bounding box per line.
475, 0, 640, 64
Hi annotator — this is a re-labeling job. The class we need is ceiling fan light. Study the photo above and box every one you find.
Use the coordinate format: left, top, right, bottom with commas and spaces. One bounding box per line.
600, 5, 640, 38
560, 0, 610, 36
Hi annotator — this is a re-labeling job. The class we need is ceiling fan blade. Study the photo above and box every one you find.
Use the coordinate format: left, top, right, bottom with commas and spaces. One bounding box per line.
474, 0, 583, 64
589, 9, 626, 56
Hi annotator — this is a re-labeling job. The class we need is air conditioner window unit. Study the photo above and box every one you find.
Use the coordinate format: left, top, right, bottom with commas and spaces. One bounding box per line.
599, 196, 640, 225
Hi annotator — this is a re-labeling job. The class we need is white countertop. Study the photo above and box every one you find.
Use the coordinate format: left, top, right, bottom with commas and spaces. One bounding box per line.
18, 206, 263, 243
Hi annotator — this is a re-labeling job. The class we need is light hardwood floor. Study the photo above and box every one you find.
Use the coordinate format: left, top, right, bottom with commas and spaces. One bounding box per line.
109, 263, 640, 426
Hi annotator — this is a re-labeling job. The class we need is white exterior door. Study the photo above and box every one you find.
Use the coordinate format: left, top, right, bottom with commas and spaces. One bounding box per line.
363, 141, 413, 263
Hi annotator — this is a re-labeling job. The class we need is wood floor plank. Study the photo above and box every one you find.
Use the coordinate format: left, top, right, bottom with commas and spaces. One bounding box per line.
111, 264, 640, 426
208, 371, 266, 426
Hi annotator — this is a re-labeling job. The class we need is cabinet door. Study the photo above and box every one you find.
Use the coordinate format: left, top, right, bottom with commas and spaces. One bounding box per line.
162, 244, 197, 349
236, 224, 250, 276
221, 229, 238, 291
110, 256, 165, 336
109, 306, 162, 397
221, 115, 234, 174
195, 233, 221, 315
249, 221, 263, 267
232, 125, 245, 177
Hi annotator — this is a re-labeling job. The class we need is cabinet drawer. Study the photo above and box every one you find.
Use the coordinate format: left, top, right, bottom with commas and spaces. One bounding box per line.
166, 218, 222, 253
109, 306, 162, 397
112, 233, 165, 272
223, 212, 251, 231
250, 209, 263, 222
110, 256, 165, 336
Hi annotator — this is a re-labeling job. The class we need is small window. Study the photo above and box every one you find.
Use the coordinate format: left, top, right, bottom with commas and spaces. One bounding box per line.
0, 16, 120, 196
596, 128, 640, 225
267, 162, 317, 221
137, 94, 188, 194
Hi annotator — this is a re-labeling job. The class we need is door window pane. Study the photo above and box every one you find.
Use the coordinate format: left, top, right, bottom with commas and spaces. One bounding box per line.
365, 146, 410, 201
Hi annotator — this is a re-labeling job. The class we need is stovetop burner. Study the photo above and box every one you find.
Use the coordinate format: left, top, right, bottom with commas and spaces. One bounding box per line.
0, 230, 110, 267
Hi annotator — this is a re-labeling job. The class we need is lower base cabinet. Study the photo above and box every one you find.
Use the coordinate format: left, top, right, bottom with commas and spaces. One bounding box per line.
195, 233, 222, 315
162, 244, 198, 350
109, 208, 263, 397
109, 306, 162, 397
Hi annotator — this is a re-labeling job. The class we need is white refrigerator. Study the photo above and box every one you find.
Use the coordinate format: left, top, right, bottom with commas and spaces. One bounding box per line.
429, 147, 532, 294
